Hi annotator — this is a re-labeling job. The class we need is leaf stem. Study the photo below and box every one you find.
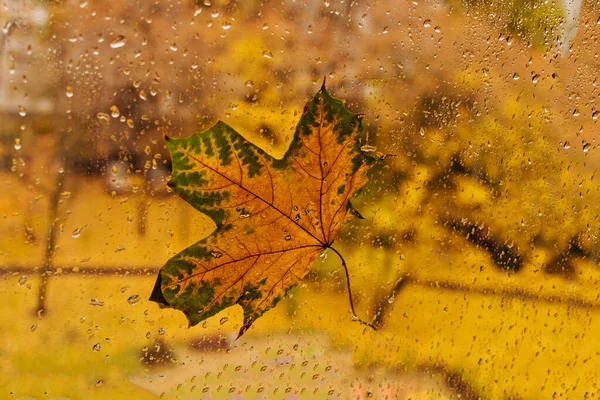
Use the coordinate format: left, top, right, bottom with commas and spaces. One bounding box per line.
329, 246, 377, 330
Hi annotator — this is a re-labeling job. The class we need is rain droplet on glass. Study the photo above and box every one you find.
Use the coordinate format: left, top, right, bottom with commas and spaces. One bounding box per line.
109, 35, 127, 49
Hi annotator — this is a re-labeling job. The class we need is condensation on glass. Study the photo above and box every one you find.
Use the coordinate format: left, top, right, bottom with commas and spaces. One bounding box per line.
1, 0, 599, 398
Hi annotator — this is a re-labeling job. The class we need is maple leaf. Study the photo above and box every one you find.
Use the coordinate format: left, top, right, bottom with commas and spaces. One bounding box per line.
150, 83, 375, 337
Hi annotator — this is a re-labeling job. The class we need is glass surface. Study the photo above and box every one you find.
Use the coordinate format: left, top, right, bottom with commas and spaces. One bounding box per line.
1, 0, 598, 398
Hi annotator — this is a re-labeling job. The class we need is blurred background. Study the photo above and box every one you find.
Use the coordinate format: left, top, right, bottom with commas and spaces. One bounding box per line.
2, 0, 600, 398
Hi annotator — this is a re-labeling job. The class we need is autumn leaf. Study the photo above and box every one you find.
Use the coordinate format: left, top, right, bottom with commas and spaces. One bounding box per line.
150, 83, 375, 337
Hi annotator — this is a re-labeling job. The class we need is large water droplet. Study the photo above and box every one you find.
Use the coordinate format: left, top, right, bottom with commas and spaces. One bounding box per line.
110, 35, 127, 49
89, 298, 105, 306
583, 142, 591, 153
127, 294, 140, 305
96, 112, 109, 121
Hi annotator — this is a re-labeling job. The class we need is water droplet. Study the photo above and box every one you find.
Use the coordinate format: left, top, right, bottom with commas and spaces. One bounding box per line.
158, 327, 165, 335
593, 110, 599, 120
284, 234, 292, 241
423, 19, 431, 28
307, 25, 313, 34
382, 26, 388, 34
65, 86, 74, 98
512, 73, 520, 80
434, 25, 441, 33
96, 112, 109, 121
583, 142, 591, 153
18, 105, 26, 117
2, 21, 12, 34
14, 138, 21, 150
211, 251, 223, 258
531, 74, 539, 84
262, 23, 268, 30
387, 295, 395, 304
169, 42, 178, 52
127, 294, 140, 305
93, 343, 101, 352
71, 227, 81, 238
319, 249, 328, 262
262, 50, 273, 59
89, 298, 105, 306
30, 324, 37, 332
139, 90, 147, 101
18, 275, 27, 286
238, 210, 251, 218
146, 332, 151, 339
110, 105, 120, 118
419, 127, 425, 136
219, 316, 228, 325
573, 109, 580, 117
222, 21, 231, 30
562, 141, 571, 149
109, 35, 127, 49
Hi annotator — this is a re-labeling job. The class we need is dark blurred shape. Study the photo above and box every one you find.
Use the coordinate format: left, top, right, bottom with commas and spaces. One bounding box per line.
139, 339, 176, 367
446, 218, 524, 272
188, 335, 231, 352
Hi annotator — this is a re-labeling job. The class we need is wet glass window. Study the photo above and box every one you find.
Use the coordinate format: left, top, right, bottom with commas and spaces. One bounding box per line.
1, 0, 598, 398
